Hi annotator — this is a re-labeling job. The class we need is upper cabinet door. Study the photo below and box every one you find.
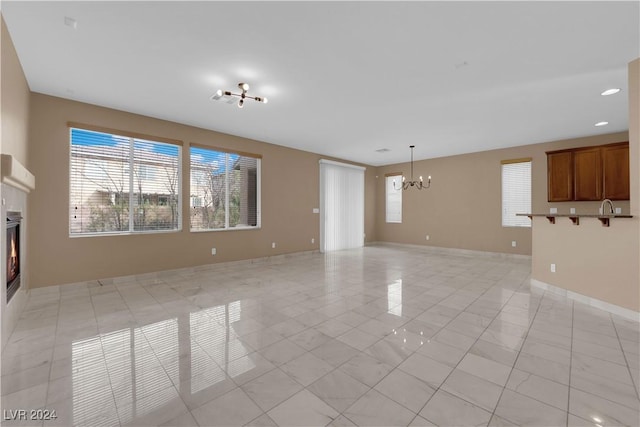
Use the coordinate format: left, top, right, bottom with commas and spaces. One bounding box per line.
602, 143, 630, 200
574, 147, 602, 201
547, 151, 574, 201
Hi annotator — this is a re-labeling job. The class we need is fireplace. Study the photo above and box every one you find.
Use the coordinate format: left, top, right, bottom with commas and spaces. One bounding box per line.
6, 212, 21, 303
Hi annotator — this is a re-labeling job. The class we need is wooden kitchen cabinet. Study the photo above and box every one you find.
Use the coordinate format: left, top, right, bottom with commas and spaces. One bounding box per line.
546, 142, 629, 202
573, 147, 602, 201
547, 151, 574, 201
602, 142, 630, 200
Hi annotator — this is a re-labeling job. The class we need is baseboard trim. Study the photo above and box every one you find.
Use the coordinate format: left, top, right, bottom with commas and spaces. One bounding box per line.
370, 241, 531, 261
530, 279, 640, 322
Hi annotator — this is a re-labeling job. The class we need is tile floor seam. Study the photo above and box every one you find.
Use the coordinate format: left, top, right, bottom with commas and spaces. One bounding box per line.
482, 280, 546, 426
315, 272, 491, 423
40, 289, 61, 417
354, 281, 484, 412
566, 298, 575, 427
412, 273, 535, 425
89, 283, 125, 427
609, 311, 640, 402
5, 247, 638, 427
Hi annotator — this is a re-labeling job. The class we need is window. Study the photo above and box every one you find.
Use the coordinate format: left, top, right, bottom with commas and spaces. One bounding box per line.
190, 146, 260, 231
70, 127, 181, 235
385, 173, 402, 223
502, 158, 532, 227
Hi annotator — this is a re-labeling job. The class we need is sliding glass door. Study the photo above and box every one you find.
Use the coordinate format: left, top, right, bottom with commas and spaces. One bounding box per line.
319, 159, 365, 253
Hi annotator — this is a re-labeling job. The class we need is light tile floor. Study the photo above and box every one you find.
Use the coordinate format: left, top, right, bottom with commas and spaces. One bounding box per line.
1, 245, 639, 426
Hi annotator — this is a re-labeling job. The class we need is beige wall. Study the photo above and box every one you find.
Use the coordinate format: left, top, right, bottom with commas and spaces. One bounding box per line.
28, 94, 376, 287
531, 59, 640, 312
632, 59, 640, 312
1, 15, 32, 348
1, 16, 30, 165
375, 132, 629, 256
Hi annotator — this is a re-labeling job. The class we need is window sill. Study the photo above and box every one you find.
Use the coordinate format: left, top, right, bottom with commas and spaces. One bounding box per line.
69, 228, 182, 238
190, 226, 261, 233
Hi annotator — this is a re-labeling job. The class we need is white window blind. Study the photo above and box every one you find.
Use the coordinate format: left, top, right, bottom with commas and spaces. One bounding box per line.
190, 146, 260, 231
319, 159, 365, 253
385, 175, 402, 223
70, 128, 181, 235
502, 159, 531, 227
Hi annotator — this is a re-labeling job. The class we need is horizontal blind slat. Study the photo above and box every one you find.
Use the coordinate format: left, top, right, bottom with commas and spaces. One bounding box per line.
70, 128, 181, 235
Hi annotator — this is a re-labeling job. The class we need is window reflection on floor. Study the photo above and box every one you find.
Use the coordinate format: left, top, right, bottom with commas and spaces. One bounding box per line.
387, 279, 403, 316
71, 302, 252, 425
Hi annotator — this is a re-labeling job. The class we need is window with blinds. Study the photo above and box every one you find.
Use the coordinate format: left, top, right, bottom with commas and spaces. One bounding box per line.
502, 159, 532, 227
190, 146, 260, 231
385, 174, 402, 223
70, 128, 181, 235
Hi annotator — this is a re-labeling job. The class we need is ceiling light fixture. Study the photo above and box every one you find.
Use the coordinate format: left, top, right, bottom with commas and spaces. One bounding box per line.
595, 121, 609, 127
64, 16, 78, 29
394, 145, 431, 190
211, 83, 268, 109
601, 88, 621, 96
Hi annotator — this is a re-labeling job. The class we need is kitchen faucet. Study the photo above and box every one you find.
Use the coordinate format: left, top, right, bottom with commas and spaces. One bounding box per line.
600, 199, 614, 215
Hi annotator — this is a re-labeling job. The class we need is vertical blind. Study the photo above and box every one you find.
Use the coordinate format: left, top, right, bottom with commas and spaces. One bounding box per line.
70, 128, 181, 235
319, 160, 365, 253
502, 159, 532, 227
385, 175, 402, 223
190, 146, 260, 230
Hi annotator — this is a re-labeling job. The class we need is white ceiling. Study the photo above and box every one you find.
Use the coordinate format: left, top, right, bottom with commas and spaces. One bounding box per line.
2, 1, 638, 166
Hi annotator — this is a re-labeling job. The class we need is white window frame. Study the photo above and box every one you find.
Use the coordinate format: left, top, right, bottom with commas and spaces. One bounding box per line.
69, 127, 182, 237
385, 173, 403, 223
501, 158, 532, 228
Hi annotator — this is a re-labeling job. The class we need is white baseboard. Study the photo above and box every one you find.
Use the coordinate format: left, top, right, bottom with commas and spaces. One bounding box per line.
372, 241, 531, 261
531, 279, 640, 322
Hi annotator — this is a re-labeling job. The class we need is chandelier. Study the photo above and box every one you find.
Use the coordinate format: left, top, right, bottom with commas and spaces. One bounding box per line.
211, 83, 268, 108
394, 145, 431, 190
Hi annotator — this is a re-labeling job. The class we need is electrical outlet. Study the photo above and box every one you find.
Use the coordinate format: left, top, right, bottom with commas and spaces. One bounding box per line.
312, 208, 319, 214
512, 241, 517, 247
550, 207, 558, 214
426, 235, 430, 241
311, 238, 315, 244
211, 248, 216, 256
570, 208, 576, 214
272, 242, 276, 249
615, 207, 622, 214
550, 263, 556, 273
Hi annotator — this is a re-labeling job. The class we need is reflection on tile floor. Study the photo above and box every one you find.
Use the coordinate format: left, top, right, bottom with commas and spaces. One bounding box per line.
2, 245, 639, 426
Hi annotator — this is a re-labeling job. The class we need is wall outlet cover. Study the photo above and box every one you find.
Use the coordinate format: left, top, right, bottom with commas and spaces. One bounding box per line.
615, 207, 622, 214
550, 263, 556, 273
512, 241, 517, 247
570, 208, 576, 214
550, 208, 558, 214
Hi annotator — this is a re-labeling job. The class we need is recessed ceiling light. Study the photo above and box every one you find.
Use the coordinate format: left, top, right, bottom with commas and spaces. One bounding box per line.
601, 88, 621, 96
595, 121, 609, 127
375, 148, 390, 153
